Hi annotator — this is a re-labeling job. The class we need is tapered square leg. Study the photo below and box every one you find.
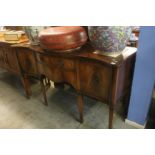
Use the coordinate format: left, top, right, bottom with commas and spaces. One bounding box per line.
21, 75, 31, 99
77, 93, 84, 123
109, 107, 114, 129
40, 76, 50, 106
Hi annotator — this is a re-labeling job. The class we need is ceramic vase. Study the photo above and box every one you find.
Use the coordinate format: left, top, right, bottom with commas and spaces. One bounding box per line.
24, 26, 48, 45
88, 26, 132, 53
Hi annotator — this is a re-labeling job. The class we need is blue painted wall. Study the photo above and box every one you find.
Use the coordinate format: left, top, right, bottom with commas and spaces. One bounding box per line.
127, 26, 155, 125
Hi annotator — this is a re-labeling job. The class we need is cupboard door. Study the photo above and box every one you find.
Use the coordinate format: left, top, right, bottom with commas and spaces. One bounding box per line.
79, 60, 112, 101
37, 54, 64, 82
0, 42, 20, 74
0, 46, 5, 68
5, 48, 20, 73
37, 54, 77, 87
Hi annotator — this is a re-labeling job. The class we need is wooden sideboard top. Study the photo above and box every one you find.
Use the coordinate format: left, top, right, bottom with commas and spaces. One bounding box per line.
12, 42, 137, 67
0, 34, 137, 67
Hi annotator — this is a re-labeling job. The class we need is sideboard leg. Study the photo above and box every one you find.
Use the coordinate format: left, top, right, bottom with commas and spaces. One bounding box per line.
109, 107, 114, 129
122, 91, 131, 118
21, 75, 31, 99
40, 76, 48, 106
77, 93, 84, 123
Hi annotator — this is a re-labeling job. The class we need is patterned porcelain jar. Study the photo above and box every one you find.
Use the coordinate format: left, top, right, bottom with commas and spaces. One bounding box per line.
24, 26, 49, 45
88, 26, 132, 53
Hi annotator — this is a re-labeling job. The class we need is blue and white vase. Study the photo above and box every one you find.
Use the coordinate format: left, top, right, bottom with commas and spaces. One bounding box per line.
88, 26, 132, 53
24, 26, 48, 45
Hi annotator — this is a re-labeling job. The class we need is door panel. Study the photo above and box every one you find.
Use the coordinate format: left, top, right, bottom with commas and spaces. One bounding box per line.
79, 60, 112, 101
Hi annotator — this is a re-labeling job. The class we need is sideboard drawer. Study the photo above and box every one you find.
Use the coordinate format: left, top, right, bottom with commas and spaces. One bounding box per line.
37, 54, 75, 71
79, 60, 112, 101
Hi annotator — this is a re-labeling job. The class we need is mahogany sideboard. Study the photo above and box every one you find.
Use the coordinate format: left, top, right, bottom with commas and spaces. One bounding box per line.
0, 41, 137, 128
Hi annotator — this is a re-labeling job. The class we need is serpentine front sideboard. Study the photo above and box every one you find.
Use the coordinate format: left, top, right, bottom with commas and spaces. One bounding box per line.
0, 40, 137, 128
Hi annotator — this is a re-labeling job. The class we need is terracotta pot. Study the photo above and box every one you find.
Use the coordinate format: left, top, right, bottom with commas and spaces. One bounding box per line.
39, 26, 88, 51
88, 26, 132, 53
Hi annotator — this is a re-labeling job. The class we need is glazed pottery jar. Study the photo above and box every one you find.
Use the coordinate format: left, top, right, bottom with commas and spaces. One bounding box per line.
88, 26, 132, 53
39, 26, 88, 51
24, 26, 48, 45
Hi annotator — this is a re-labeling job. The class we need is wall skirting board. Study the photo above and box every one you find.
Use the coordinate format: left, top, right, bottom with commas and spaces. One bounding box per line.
125, 119, 145, 129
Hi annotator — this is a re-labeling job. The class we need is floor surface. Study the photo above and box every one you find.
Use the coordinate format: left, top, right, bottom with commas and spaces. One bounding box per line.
0, 69, 136, 129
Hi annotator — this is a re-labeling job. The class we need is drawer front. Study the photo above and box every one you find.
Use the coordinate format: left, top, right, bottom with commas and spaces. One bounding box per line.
37, 54, 76, 85
37, 54, 75, 71
79, 60, 112, 101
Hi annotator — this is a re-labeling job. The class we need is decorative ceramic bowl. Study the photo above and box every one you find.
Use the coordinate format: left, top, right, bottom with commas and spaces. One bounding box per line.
88, 26, 132, 53
24, 26, 49, 45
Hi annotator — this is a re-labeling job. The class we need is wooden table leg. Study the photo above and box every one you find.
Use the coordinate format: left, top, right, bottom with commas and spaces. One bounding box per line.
40, 76, 48, 106
109, 106, 114, 129
122, 91, 131, 118
77, 93, 84, 123
21, 75, 31, 99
